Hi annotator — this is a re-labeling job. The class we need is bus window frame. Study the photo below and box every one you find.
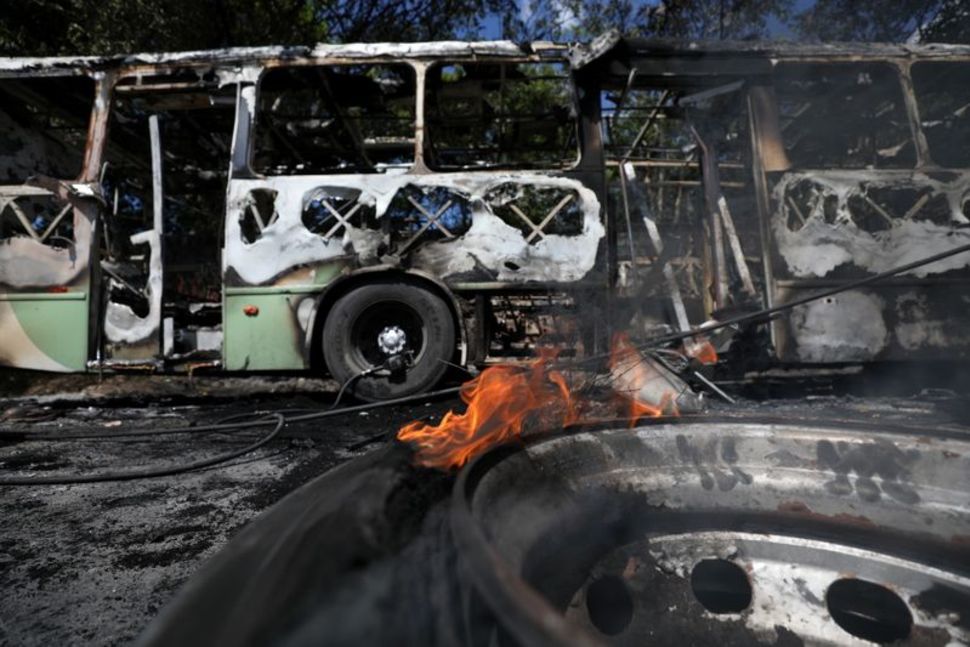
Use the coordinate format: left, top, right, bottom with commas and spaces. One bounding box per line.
249, 60, 422, 178
768, 59, 923, 172
907, 57, 970, 170
421, 58, 583, 173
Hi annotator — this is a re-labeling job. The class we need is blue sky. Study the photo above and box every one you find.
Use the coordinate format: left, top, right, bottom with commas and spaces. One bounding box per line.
476, 0, 820, 42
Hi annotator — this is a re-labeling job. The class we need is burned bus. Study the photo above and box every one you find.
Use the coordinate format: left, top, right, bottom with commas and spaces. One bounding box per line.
1, 34, 969, 399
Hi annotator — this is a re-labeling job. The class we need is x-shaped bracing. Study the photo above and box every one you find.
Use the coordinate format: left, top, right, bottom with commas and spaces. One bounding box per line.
506, 193, 575, 243
317, 198, 363, 241
0, 195, 72, 243
398, 195, 456, 253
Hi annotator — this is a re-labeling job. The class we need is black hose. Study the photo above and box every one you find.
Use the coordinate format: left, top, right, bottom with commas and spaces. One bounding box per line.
329, 366, 378, 410
1, 386, 463, 442
0, 413, 279, 442
0, 380, 464, 485
0, 413, 285, 486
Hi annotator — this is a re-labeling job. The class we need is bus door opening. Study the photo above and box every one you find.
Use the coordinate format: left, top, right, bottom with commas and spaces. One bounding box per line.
100, 74, 234, 366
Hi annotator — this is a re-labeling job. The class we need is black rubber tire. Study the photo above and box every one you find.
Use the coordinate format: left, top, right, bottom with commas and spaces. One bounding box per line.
322, 281, 456, 402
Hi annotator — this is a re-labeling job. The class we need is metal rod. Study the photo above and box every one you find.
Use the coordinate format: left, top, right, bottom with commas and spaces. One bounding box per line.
691, 370, 736, 404
643, 241, 970, 350
618, 162, 639, 270
621, 90, 670, 163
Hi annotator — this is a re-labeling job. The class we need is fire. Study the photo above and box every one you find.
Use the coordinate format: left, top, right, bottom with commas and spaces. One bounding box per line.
397, 335, 698, 471
608, 333, 676, 424
397, 350, 578, 471
684, 337, 718, 365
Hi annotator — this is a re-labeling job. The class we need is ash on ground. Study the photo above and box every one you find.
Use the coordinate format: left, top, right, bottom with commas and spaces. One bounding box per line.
0, 369, 967, 646
0, 372, 457, 647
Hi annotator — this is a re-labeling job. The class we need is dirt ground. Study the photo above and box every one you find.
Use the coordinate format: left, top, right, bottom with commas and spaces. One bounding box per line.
0, 371, 460, 647
1, 367, 968, 646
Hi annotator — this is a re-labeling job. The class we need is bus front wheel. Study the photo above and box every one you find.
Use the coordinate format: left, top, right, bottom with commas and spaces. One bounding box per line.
321, 281, 456, 402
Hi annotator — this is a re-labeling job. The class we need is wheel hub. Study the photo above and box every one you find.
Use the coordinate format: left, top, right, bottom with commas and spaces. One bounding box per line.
377, 325, 408, 356
453, 420, 970, 645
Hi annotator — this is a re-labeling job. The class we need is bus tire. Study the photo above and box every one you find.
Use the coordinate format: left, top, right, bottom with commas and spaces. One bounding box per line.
321, 281, 456, 402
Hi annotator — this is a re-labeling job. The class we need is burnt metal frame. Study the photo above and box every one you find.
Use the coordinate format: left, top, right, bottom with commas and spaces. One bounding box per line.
0, 187, 71, 243
6, 37, 970, 373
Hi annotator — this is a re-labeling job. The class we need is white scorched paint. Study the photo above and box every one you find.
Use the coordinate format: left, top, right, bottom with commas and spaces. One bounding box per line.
773, 171, 970, 278
224, 173, 604, 285
104, 229, 163, 344
789, 290, 888, 362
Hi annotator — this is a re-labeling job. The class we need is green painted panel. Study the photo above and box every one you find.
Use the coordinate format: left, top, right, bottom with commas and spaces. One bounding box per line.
0, 292, 86, 301
10, 294, 89, 370
312, 261, 347, 286
224, 285, 322, 296
224, 293, 315, 370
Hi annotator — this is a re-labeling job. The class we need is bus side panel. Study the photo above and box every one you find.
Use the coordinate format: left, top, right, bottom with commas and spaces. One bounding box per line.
758, 61, 970, 364
223, 289, 316, 371
0, 73, 99, 373
0, 293, 89, 371
0, 188, 96, 373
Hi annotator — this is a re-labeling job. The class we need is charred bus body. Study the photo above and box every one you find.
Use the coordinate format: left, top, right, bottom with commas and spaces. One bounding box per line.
1, 34, 968, 398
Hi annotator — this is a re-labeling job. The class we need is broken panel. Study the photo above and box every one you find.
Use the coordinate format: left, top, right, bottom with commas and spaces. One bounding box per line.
912, 61, 970, 168
602, 82, 759, 334
771, 173, 970, 279
240, 188, 279, 244
773, 62, 915, 169
424, 61, 578, 170
0, 189, 75, 248
404, 176, 604, 283
768, 174, 970, 362
302, 187, 377, 240
254, 64, 416, 174
0, 74, 96, 372
486, 183, 583, 243
0, 75, 95, 281
387, 186, 472, 252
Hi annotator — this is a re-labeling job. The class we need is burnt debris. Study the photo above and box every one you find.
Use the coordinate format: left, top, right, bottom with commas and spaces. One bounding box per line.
0, 34, 968, 397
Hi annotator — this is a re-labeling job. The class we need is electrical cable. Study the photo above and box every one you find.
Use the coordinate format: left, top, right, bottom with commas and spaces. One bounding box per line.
14, 234, 962, 478
0, 413, 284, 486
0, 386, 463, 442
560, 240, 970, 368
330, 366, 380, 410
0, 371, 464, 484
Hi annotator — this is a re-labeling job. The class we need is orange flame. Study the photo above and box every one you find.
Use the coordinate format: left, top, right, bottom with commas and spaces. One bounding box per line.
397, 350, 578, 471
397, 336, 698, 471
683, 337, 718, 365
608, 333, 672, 424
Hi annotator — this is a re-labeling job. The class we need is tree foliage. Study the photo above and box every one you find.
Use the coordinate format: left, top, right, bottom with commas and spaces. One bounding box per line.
0, 0, 513, 56
794, 0, 970, 44
1, 0, 968, 57
0, 0, 328, 55
507, 0, 790, 42
318, 0, 512, 42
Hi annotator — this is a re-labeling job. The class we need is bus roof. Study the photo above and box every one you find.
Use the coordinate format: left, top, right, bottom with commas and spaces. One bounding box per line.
3, 30, 970, 77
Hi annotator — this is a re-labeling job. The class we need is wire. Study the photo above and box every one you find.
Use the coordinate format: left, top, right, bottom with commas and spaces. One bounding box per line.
0, 382, 465, 485
330, 366, 380, 410
0, 413, 284, 486
1, 386, 463, 443
561, 240, 970, 369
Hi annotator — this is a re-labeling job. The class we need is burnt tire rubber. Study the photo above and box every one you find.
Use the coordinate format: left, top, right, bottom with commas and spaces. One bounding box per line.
322, 281, 456, 402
